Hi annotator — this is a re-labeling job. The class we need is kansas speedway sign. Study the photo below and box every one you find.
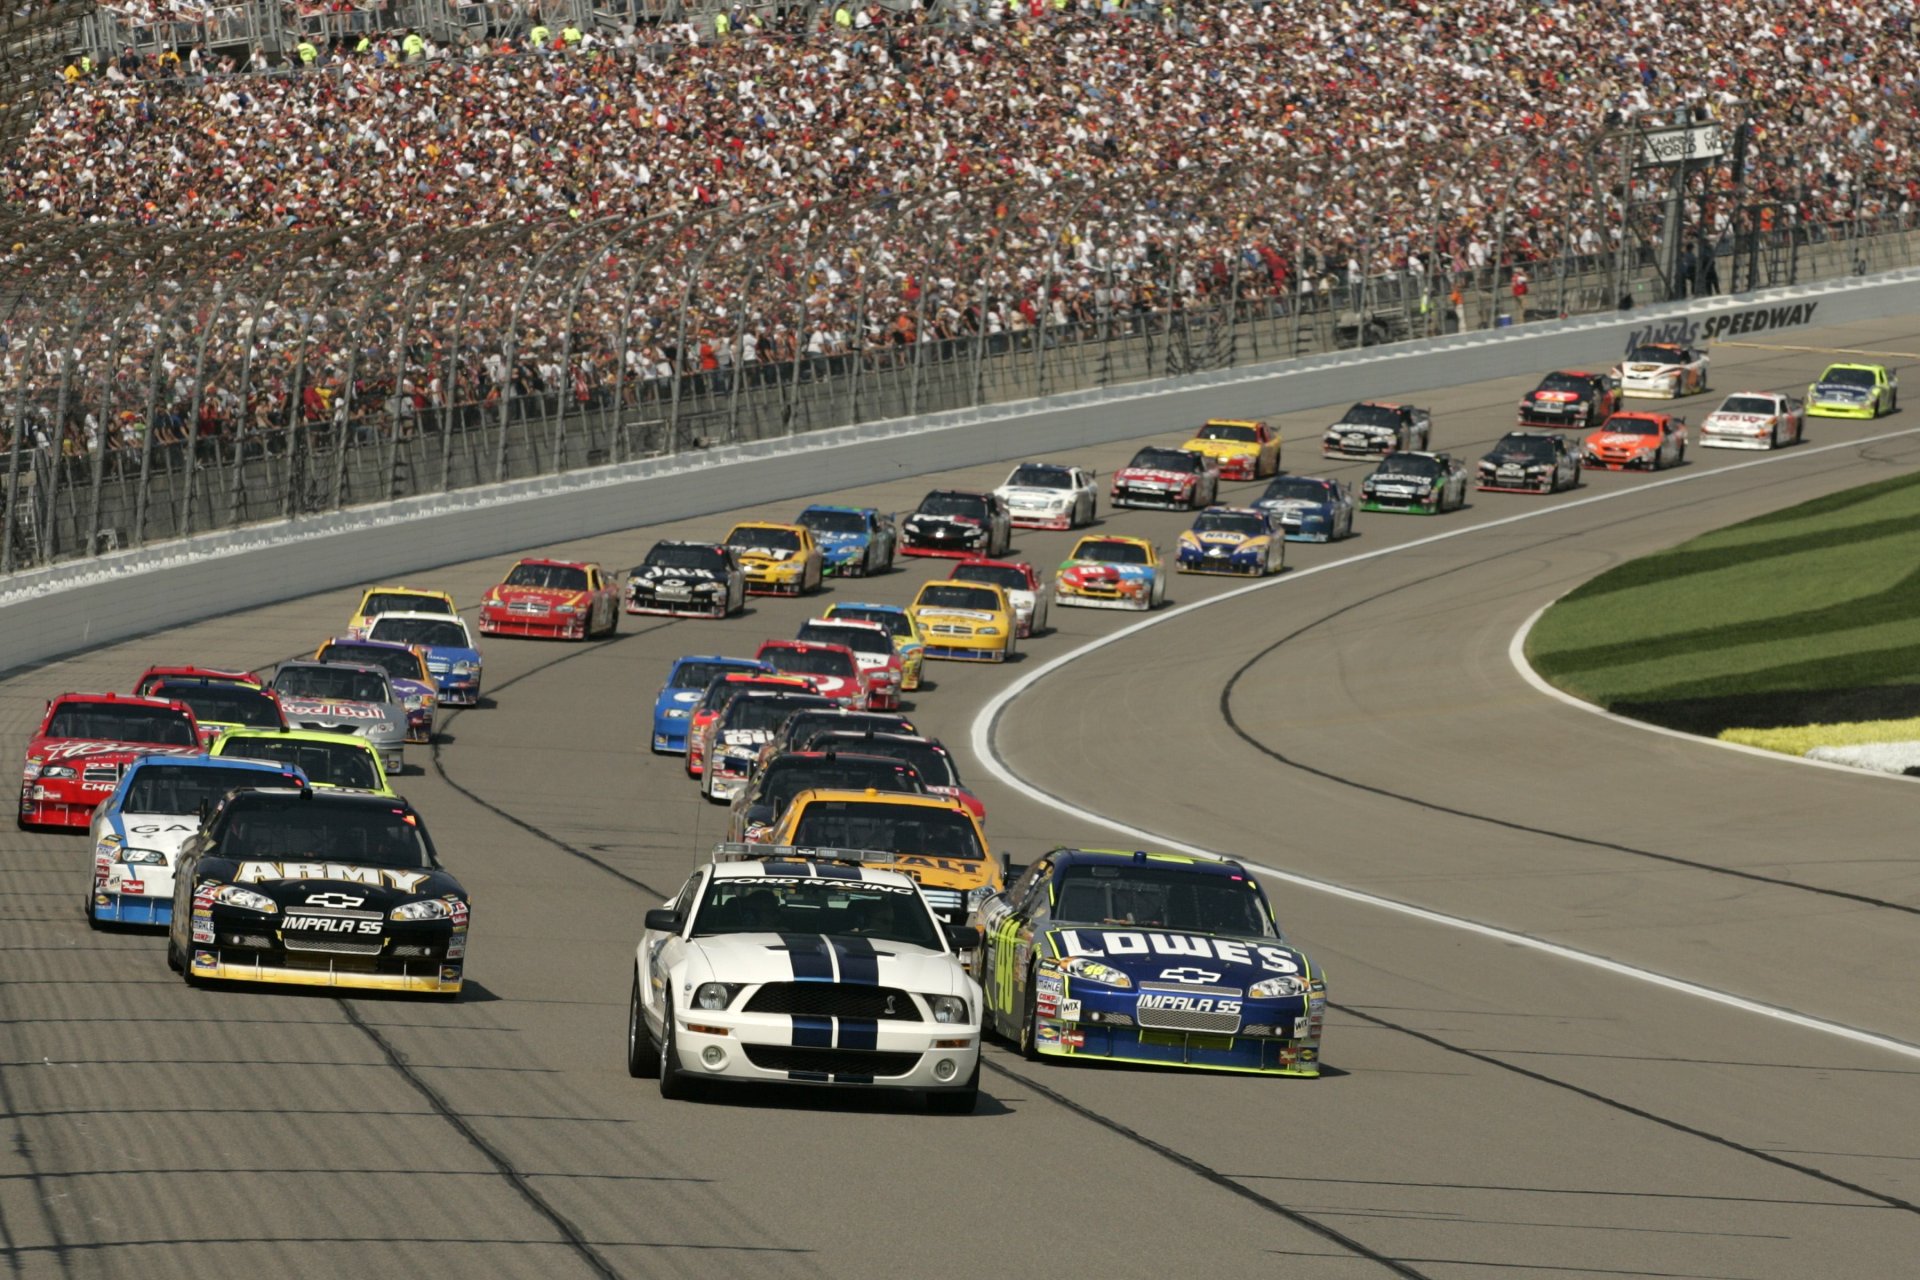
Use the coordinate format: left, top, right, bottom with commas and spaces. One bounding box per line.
1622, 300, 1819, 354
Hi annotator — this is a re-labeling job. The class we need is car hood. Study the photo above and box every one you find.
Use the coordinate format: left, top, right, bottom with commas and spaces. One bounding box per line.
419, 645, 482, 669
29, 737, 201, 765
685, 931, 967, 995
1588, 432, 1656, 449
1368, 470, 1437, 486
1327, 421, 1395, 435
634, 564, 727, 583
1041, 925, 1308, 987
997, 486, 1072, 502
1812, 382, 1870, 398
277, 696, 404, 726
1183, 530, 1257, 547
1257, 497, 1330, 515
491, 586, 587, 606
199, 855, 463, 905
1116, 467, 1198, 484
912, 607, 1000, 622
734, 545, 800, 563
1182, 439, 1254, 456
106, 810, 205, 858
1059, 560, 1153, 581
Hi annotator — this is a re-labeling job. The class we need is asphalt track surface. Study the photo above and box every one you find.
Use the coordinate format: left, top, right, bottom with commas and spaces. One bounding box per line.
5, 313, 1920, 1280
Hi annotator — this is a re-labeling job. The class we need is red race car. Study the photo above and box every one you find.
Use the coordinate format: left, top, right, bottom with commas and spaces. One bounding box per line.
686, 672, 819, 778
132, 665, 260, 697
1582, 412, 1688, 471
477, 559, 620, 640
755, 640, 871, 710
19, 693, 202, 830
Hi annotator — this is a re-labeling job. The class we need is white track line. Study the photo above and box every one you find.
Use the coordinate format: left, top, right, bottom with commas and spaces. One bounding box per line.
971, 422, 1920, 1062
1508, 603, 1919, 784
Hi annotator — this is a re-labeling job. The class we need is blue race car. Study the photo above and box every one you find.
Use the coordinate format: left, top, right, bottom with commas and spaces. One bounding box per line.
653, 655, 772, 753
976, 848, 1326, 1076
364, 611, 485, 707
1175, 506, 1287, 576
1252, 474, 1356, 542
794, 504, 898, 577
85, 754, 307, 928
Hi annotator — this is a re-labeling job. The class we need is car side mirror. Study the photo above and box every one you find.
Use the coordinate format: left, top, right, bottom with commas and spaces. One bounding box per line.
946, 925, 982, 951
644, 908, 682, 933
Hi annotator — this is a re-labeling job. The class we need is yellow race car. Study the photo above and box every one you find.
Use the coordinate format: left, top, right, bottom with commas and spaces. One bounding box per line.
724, 522, 825, 596
907, 580, 1017, 662
1178, 418, 1281, 481
210, 728, 394, 796
346, 585, 459, 639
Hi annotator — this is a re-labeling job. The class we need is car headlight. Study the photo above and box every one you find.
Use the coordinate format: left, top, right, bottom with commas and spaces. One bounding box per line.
928, 994, 970, 1023
1057, 956, 1132, 987
964, 884, 995, 912
693, 981, 742, 1011
405, 693, 433, 711
451, 661, 478, 676
979, 626, 1003, 637
121, 847, 168, 866
556, 605, 578, 614
1250, 975, 1307, 999
662, 708, 689, 719
38, 764, 76, 780
213, 885, 277, 913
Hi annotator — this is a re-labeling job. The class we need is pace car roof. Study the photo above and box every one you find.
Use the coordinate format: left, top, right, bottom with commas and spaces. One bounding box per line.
1049, 847, 1251, 877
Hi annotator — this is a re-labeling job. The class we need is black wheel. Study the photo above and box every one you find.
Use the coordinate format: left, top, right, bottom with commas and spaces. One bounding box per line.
658, 995, 694, 1099
926, 1059, 980, 1114
627, 975, 659, 1079
83, 890, 101, 930
1018, 967, 1042, 1061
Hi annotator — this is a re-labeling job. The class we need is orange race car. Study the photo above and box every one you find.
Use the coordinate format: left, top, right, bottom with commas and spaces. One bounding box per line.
1581, 412, 1688, 471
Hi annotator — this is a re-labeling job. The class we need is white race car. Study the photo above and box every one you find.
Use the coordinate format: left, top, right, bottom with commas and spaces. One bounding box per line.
1699, 391, 1805, 450
1611, 342, 1709, 399
628, 843, 984, 1112
994, 461, 1098, 530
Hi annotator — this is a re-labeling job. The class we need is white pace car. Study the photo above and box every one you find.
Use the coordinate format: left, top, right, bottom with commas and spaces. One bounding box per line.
1611, 342, 1710, 399
1699, 391, 1805, 450
993, 461, 1098, 531
628, 844, 984, 1111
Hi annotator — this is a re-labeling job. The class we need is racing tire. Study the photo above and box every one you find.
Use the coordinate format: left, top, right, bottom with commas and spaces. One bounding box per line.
627, 975, 659, 1079
926, 1060, 981, 1115
83, 890, 101, 930
1018, 967, 1043, 1062
165, 933, 182, 972
658, 995, 696, 1100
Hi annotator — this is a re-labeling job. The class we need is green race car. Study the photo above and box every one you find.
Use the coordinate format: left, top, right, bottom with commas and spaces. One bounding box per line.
1806, 363, 1898, 418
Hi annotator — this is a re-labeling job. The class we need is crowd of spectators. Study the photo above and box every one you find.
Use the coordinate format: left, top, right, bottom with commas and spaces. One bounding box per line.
4, 0, 1920, 507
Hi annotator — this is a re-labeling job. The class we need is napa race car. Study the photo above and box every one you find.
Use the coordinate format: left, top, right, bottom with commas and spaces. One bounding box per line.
144, 677, 286, 747
1582, 412, 1687, 470
478, 560, 620, 639
87, 755, 306, 928
1176, 506, 1286, 576
314, 638, 438, 744
1358, 451, 1469, 514
900, 491, 1013, 560
166, 786, 471, 997
365, 612, 483, 707
907, 581, 1018, 662
1110, 447, 1220, 511
653, 656, 772, 754
1055, 535, 1166, 611
976, 848, 1324, 1076
1253, 475, 1355, 542
270, 661, 408, 775
1476, 431, 1581, 493
1700, 391, 1805, 450
1611, 342, 1708, 399
724, 522, 825, 596
626, 541, 747, 618
794, 505, 897, 577
1320, 402, 1431, 458
949, 558, 1049, 638
211, 727, 394, 796
1518, 370, 1618, 429
994, 462, 1098, 530
628, 843, 983, 1111
1806, 363, 1898, 418
1179, 419, 1281, 480
823, 604, 926, 692
20, 693, 202, 830
345, 585, 458, 640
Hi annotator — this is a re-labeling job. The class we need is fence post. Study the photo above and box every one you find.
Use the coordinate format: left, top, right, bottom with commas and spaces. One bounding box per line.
280, 307, 317, 520
88, 308, 126, 552
37, 318, 78, 562
1, 358, 27, 573
179, 288, 223, 540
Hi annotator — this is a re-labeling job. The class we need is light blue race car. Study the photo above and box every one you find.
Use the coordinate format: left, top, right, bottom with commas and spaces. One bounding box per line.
86, 754, 307, 928
793, 505, 898, 577
653, 655, 772, 753
365, 611, 486, 707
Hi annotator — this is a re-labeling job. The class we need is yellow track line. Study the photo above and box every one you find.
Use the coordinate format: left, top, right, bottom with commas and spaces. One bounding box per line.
1715, 341, 1920, 359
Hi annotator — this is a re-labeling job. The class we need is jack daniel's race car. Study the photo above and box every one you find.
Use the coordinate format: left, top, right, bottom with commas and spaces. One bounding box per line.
627, 541, 747, 618
166, 786, 471, 997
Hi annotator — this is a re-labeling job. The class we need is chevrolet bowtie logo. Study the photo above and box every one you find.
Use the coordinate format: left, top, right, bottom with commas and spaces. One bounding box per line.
1159, 966, 1222, 984
305, 892, 365, 909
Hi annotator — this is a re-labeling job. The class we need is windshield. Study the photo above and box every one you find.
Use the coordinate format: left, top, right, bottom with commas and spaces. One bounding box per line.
671, 659, 759, 691
762, 646, 856, 679
796, 508, 868, 534
1489, 434, 1557, 461
791, 800, 984, 861
1599, 416, 1661, 436
1051, 865, 1275, 935
791, 713, 916, 748
691, 875, 939, 948
1128, 448, 1199, 473
216, 802, 431, 867
46, 703, 195, 746
125, 763, 292, 814
797, 623, 891, 656
317, 644, 423, 683
151, 684, 282, 728
1376, 455, 1442, 478
950, 564, 1029, 593
216, 737, 380, 790
1007, 465, 1073, 489
273, 667, 391, 704
916, 584, 1003, 612
1261, 477, 1332, 503
1191, 512, 1266, 536
726, 526, 801, 552
1196, 422, 1258, 442
1536, 373, 1596, 396
504, 563, 588, 591
723, 695, 829, 735
1820, 367, 1878, 389
1337, 404, 1404, 428
813, 736, 960, 789
368, 616, 471, 649
363, 592, 451, 618
644, 544, 732, 571
827, 607, 910, 640
759, 759, 922, 814
1627, 345, 1688, 364
916, 492, 989, 519
1071, 539, 1148, 565
1717, 396, 1780, 416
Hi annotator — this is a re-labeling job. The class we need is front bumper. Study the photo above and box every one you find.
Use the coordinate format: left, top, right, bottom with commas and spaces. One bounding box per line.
93, 890, 173, 926
1807, 400, 1876, 418
652, 715, 691, 753
433, 678, 481, 706
1517, 406, 1585, 427
1056, 589, 1150, 611
189, 908, 463, 995
190, 948, 463, 995
742, 573, 806, 596
19, 782, 107, 829
628, 593, 731, 617
1177, 553, 1264, 576
671, 1010, 980, 1089
1360, 492, 1439, 513
921, 641, 1010, 662
1110, 486, 1193, 510
1620, 380, 1681, 398
479, 610, 582, 639
899, 538, 986, 559
820, 547, 871, 576
1209, 456, 1259, 480
1322, 438, 1393, 458
1478, 474, 1553, 493
1700, 431, 1773, 450
1583, 453, 1654, 471
1032, 1020, 1318, 1076
1008, 510, 1072, 530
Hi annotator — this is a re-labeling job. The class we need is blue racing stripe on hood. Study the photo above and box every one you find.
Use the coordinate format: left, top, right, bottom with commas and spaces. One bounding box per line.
830, 935, 880, 987
776, 933, 834, 982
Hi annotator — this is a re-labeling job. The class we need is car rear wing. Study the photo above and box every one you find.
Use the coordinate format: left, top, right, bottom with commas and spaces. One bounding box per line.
709, 841, 900, 866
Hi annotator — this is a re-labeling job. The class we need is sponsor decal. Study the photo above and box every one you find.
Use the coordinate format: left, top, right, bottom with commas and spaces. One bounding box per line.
279, 699, 381, 719
1060, 1031, 1085, 1048
1623, 301, 1818, 354
305, 892, 366, 909
1058, 998, 1082, 1021
1036, 1024, 1062, 1045
192, 950, 218, 969
440, 966, 461, 982
1159, 966, 1222, 984
1138, 994, 1241, 1016
128, 822, 194, 835
236, 862, 429, 892
192, 924, 215, 943
1059, 929, 1300, 974
282, 915, 382, 936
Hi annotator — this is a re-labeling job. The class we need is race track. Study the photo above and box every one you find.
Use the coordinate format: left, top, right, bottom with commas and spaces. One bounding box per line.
5, 313, 1920, 1279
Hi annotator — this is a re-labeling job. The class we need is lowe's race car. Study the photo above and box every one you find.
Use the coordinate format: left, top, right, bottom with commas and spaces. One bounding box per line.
977, 848, 1324, 1075
629, 843, 984, 1111
794, 505, 898, 577
1253, 475, 1355, 542
626, 541, 747, 618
